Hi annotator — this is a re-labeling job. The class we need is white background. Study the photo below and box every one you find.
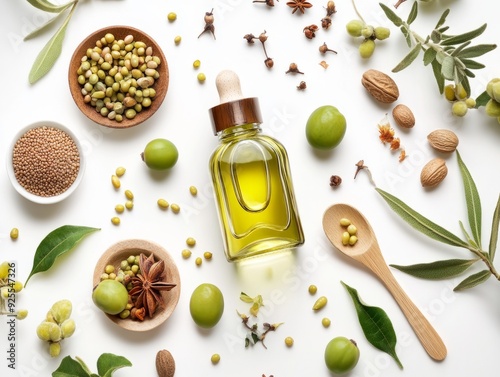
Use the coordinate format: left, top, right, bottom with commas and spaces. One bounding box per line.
1, 0, 500, 376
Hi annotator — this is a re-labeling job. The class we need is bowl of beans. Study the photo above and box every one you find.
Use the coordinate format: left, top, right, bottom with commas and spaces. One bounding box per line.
68, 25, 169, 128
6, 120, 86, 204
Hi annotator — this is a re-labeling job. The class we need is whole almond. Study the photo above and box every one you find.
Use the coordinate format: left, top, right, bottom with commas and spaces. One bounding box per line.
361, 69, 399, 103
420, 158, 448, 188
156, 349, 175, 377
392, 104, 415, 128
427, 129, 459, 153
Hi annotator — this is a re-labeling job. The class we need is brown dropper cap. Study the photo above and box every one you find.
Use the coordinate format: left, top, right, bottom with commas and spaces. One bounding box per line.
209, 70, 263, 135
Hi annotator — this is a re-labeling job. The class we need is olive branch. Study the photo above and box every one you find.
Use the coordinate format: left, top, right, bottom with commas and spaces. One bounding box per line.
376, 150, 500, 292
24, 0, 81, 84
379, 2, 496, 99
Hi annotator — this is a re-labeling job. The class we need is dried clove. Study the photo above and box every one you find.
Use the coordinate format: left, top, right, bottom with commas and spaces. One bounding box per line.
285, 63, 304, 74
330, 175, 342, 187
321, 1, 336, 29
244, 30, 274, 68
198, 9, 216, 39
354, 160, 376, 186
319, 42, 337, 54
297, 81, 307, 90
253, 0, 276, 6
303, 24, 319, 39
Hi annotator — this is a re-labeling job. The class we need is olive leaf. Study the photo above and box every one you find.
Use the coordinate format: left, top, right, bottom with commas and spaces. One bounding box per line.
341, 281, 403, 369
454, 270, 491, 291
488, 195, 500, 262
25, 225, 100, 286
440, 23, 487, 46
52, 354, 131, 377
458, 44, 497, 59
390, 258, 478, 280
27, 0, 74, 13
24, 10, 68, 41
431, 59, 445, 93
474, 90, 491, 108
375, 188, 469, 248
96, 353, 133, 377
457, 150, 482, 248
392, 42, 421, 73
406, 1, 418, 25
379, 3, 403, 27
423, 48, 436, 66
434, 8, 450, 30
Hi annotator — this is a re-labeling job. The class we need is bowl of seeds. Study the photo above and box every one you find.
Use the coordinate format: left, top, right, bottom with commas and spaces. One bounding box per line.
68, 25, 169, 128
6, 120, 85, 204
92, 239, 181, 332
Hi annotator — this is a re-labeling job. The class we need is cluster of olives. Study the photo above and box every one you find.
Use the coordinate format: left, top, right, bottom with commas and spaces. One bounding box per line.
484, 78, 500, 123
0, 261, 27, 320
444, 84, 476, 117
346, 20, 390, 58
36, 299, 76, 357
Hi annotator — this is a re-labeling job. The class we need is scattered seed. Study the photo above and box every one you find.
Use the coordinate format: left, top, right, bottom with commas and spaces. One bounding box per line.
322, 317, 331, 328
111, 175, 121, 189
308, 284, 317, 295
186, 237, 196, 247
115, 204, 125, 213
181, 249, 192, 259
10, 228, 19, 240
125, 200, 134, 210
204, 251, 213, 260
174, 35, 182, 44
157, 198, 169, 209
197, 73, 206, 83
171, 203, 180, 213
193, 60, 201, 69
312, 296, 328, 311
211, 353, 220, 364
115, 166, 126, 177
167, 12, 177, 22
195, 257, 202, 266
124, 190, 134, 200
111, 217, 120, 225
189, 185, 198, 195
284, 336, 294, 347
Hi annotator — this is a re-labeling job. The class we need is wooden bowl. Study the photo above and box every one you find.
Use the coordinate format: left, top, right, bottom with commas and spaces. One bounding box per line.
69, 26, 169, 128
93, 239, 180, 332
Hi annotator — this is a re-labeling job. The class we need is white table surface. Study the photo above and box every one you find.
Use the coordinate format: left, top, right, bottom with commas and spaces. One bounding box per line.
1, 0, 500, 376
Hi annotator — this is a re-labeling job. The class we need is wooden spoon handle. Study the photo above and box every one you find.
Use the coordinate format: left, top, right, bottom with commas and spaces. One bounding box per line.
359, 253, 447, 361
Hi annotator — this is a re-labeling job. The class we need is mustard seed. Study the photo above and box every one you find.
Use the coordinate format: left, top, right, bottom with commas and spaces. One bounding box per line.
12, 126, 80, 197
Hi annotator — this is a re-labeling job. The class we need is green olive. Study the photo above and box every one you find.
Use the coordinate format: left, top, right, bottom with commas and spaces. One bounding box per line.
374, 26, 390, 40
346, 20, 365, 37
306, 105, 347, 150
324, 337, 360, 374
452, 100, 468, 117
189, 283, 224, 328
92, 279, 129, 315
141, 138, 179, 171
359, 39, 376, 59
485, 99, 500, 117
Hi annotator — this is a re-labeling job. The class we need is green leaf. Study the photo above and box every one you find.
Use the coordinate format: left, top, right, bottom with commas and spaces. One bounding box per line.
460, 76, 471, 96
434, 9, 450, 29
390, 258, 478, 280
341, 282, 403, 369
406, 1, 418, 25
52, 356, 92, 377
431, 59, 445, 94
24, 11, 67, 41
401, 26, 413, 48
392, 43, 421, 73
488, 195, 500, 262
461, 59, 485, 70
459, 221, 478, 249
456, 150, 482, 248
451, 41, 471, 57
27, 0, 74, 13
475, 90, 491, 108
28, 3, 76, 84
376, 188, 468, 248
458, 44, 497, 58
25, 225, 100, 286
380, 3, 403, 27
441, 56, 455, 80
440, 23, 487, 46
454, 270, 491, 291
97, 353, 132, 377
423, 48, 437, 66
240, 292, 254, 303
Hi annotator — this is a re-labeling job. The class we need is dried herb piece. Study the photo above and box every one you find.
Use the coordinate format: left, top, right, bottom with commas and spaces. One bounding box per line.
25, 225, 100, 286
376, 150, 500, 291
341, 281, 403, 369
240, 292, 264, 316
198, 9, 216, 39
237, 311, 283, 349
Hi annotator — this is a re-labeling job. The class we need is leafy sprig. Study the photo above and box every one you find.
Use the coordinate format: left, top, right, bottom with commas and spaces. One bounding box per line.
380, 2, 496, 97
376, 150, 500, 291
24, 0, 81, 84
52, 353, 132, 377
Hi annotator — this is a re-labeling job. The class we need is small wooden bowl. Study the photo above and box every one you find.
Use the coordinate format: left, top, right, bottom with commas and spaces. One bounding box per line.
69, 26, 169, 128
93, 239, 180, 332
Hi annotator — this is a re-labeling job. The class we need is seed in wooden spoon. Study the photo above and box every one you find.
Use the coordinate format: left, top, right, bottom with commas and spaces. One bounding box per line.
340, 218, 358, 246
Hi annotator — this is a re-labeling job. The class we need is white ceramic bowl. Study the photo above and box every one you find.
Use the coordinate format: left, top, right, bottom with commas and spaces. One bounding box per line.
6, 120, 86, 204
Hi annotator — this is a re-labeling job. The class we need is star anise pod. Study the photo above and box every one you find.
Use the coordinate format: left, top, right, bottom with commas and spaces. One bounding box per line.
286, 0, 312, 14
128, 253, 176, 319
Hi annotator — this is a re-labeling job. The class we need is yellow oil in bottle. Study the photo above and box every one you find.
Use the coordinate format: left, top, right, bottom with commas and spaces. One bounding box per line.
210, 126, 304, 261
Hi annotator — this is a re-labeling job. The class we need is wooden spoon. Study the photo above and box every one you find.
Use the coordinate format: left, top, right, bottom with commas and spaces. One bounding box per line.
322, 203, 447, 361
